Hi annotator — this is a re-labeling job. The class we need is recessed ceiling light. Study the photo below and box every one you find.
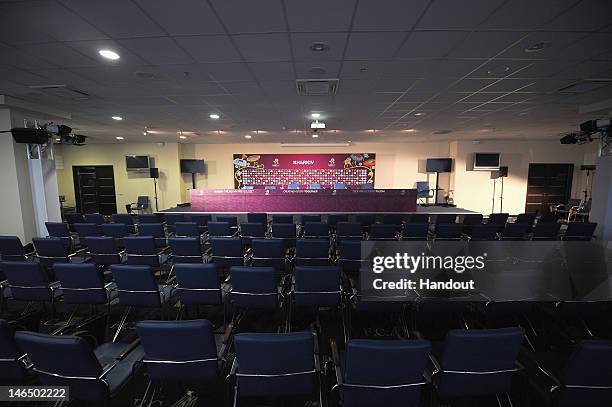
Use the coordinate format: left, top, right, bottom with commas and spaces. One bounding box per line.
116, 136, 124, 140
524, 41, 550, 53
519, 112, 529, 116
311, 113, 321, 119
244, 134, 252, 139
98, 49, 120, 60
143, 131, 148, 136
309, 42, 328, 53
312, 133, 319, 138
402, 128, 417, 133
111, 116, 123, 121
209, 113, 220, 119
414, 112, 425, 116
179, 135, 187, 139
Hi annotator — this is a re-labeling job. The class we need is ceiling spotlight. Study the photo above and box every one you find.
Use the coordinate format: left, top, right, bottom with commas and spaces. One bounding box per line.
111, 116, 123, 121
116, 136, 124, 140
312, 133, 319, 138
519, 112, 529, 116
244, 134, 252, 139
414, 112, 425, 116
309, 42, 329, 53
402, 128, 416, 133
311, 113, 321, 119
524, 41, 550, 53
209, 113, 220, 119
143, 131, 148, 136
98, 49, 120, 60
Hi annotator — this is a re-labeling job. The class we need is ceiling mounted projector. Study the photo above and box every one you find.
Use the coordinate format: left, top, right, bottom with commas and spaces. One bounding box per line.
310, 120, 326, 130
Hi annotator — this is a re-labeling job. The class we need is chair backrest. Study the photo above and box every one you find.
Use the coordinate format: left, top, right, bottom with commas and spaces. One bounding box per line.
208, 221, 233, 237
123, 236, 160, 266
402, 223, 429, 240
173, 264, 221, 305
461, 214, 483, 225
342, 339, 430, 407
0, 319, 27, 381
168, 237, 203, 264
65, 213, 85, 225
55, 262, 109, 304
272, 214, 293, 224
532, 221, 561, 240
84, 213, 105, 225
336, 222, 363, 240
164, 213, 186, 228
309, 183, 322, 189
240, 222, 267, 238
15, 331, 109, 401
74, 223, 101, 238
137, 196, 149, 208
84, 236, 122, 266
556, 340, 612, 406
252, 239, 286, 270
356, 214, 376, 228
138, 213, 160, 223
45, 222, 71, 238
303, 222, 329, 238
488, 213, 509, 225
230, 266, 279, 309
1, 261, 52, 302
272, 223, 297, 240
408, 213, 430, 224
435, 223, 463, 240
369, 224, 397, 240
383, 214, 404, 226
500, 223, 528, 240
515, 213, 536, 226
288, 183, 300, 189
469, 223, 498, 241
217, 216, 238, 227
210, 237, 243, 268
101, 223, 130, 238
33, 237, 69, 268
334, 182, 347, 189
339, 240, 363, 273
301, 215, 321, 225
175, 222, 200, 237
191, 214, 212, 227
0, 236, 27, 261
436, 327, 523, 398
294, 266, 340, 307
564, 222, 597, 241
435, 214, 457, 225
295, 239, 330, 266
112, 213, 135, 226
247, 213, 267, 224
137, 223, 165, 238
111, 264, 162, 307
136, 319, 220, 383
234, 332, 315, 397
327, 214, 349, 226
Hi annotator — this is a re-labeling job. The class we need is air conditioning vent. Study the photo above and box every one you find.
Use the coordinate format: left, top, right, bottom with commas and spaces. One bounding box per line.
557, 79, 612, 94
28, 84, 91, 100
296, 79, 339, 96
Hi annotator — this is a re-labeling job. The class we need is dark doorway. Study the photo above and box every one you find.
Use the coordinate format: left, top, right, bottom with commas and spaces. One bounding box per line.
525, 163, 574, 215
72, 165, 118, 215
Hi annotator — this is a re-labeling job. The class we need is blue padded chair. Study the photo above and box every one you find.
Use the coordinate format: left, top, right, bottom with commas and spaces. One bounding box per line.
332, 339, 430, 407
408, 213, 430, 224
488, 213, 509, 232
383, 214, 404, 227
137, 223, 167, 248
164, 213, 187, 233
301, 215, 322, 225
429, 327, 524, 400
338, 240, 363, 274
295, 239, 331, 267
84, 236, 124, 266
500, 223, 529, 241
174, 222, 201, 238
101, 223, 131, 244
272, 214, 293, 224
217, 216, 238, 229
74, 223, 102, 238
532, 222, 561, 240
368, 224, 398, 241
210, 237, 244, 269
129, 196, 150, 214
33, 237, 81, 270
84, 213, 105, 225
173, 264, 222, 306
271, 223, 297, 248
136, 319, 225, 387
303, 222, 330, 239
15, 330, 143, 402
0, 319, 27, 382
65, 213, 85, 231
168, 237, 204, 264
232, 332, 317, 400
402, 223, 429, 241
515, 213, 536, 231
0, 236, 34, 261
45, 222, 73, 249
265, 185, 277, 190
207, 222, 234, 238
229, 266, 280, 310
434, 214, 457, 225
55, 263, 116, 305
334, 182, 347, 190
336, 222, 363, 241
2, 261, 61, 303
112, 213, 136, 233
191, 214, 212, 233
288, 183, 300, 189
123, 236, 168, 268
293, 266, 340, 308
563, 222, 597, 241
327, 214, 349, 227
138, 213, 162, 224
251, 239, 287, 271
469, 223, 499, 241
309, 183, 322, 189
359, 183, 374, 189
355, 214, 376, 231
247, 213, 267, 224
434, 223, 463, 240
240, 222, 267, 246
461, 214, 483, 235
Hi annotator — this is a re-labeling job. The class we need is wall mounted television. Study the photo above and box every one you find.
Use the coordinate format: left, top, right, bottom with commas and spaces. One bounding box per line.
473, 153, 500, 171
180, 159, 205, 174
426, 158, 452, 173
125, 155, 150, 171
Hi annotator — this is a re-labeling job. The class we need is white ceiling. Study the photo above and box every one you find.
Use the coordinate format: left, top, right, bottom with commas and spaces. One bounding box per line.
0, 0, 611, 144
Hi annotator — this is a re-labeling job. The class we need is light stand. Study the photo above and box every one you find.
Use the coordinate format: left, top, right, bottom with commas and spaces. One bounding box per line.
499, 166, 508, 213
434, 171, 440, 205
580, 165, 596, 202
150, 167, 159, 212
191, 172, 197, 189
153, 178, 159, 212
491, 178, 497, 213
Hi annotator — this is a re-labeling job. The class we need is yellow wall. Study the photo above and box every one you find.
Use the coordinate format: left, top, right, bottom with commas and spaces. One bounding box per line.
54, 139, 596, 215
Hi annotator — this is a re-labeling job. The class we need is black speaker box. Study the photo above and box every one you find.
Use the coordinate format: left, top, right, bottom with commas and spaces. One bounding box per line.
580, 165, 596, 171
11, 128, 50, 144
499, 166, 508, 177
150, 167, 159, 178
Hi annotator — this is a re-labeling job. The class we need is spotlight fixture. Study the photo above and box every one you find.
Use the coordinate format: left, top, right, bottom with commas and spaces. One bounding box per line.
209, 113, 220, 119
402, 128, 416, 133
111, 116, 123, 121
415, 112, 425, 116
309, 42, 329, 53
524, 41, 550, 53
116, 136, 124, 140
312, 133, 319, 138
98, 49, 120, 60
244, 134, 252, 139
311, 113, 321, 119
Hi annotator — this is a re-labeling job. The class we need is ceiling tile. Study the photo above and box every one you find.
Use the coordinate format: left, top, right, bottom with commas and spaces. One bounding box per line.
209, 0, 285, 34
344, 32, 408, 59
285, 0, 356, 32
397, 31, 470, 58
291, 33, 348, 61
175, 35, 242, 63
249, 61, 295, 81
418, 0, 505, 29
448, 31, 529, 58
545, 0, 612, 31
119, 37, 193, 65
294, 61, 341, 79
204, 62, 253, 81
134, 0, 224, 35
353, 0, 430, 31
64, 39, 149, 66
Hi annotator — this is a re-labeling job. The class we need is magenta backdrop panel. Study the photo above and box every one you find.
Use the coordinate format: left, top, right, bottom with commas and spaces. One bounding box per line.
190, 189, 417, 213
232, 153, 375, 189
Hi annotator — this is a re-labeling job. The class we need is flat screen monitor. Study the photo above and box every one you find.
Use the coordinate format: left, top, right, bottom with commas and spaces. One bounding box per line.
126, 155, 150, 171
426, 158, 452, 173
473, 153, 500, 170
180, 159, 205, 174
